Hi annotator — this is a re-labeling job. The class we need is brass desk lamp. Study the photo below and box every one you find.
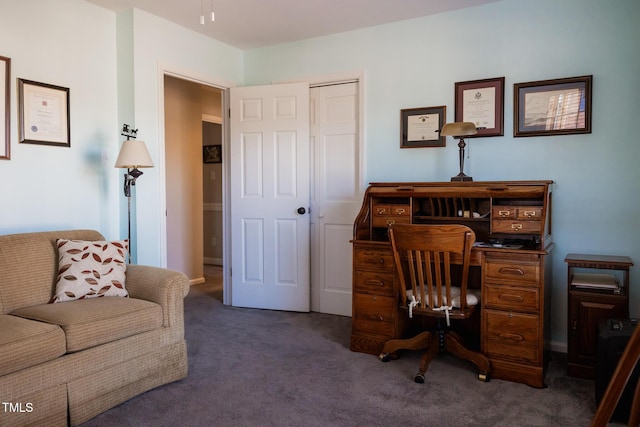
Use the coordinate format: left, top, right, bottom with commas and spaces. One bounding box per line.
440, 122, 477, 182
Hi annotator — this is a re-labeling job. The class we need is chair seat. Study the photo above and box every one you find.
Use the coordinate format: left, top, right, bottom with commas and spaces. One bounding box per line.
406, 287, 479, 309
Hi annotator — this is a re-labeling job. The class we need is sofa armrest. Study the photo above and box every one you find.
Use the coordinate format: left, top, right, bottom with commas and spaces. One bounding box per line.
125, 265, 190, 329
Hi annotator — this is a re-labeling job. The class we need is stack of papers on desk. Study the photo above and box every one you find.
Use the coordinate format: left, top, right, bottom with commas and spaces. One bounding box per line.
571, 273, 619, 290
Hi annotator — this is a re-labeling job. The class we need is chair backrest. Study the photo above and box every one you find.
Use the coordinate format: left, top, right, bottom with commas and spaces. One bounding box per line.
388, 224, 476, 318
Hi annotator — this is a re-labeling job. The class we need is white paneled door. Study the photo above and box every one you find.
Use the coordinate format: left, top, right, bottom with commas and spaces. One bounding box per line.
310, 82, 361, 317
230, 83, 310, 311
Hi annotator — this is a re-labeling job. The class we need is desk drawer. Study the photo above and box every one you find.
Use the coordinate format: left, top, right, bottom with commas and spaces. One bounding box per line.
372, 215, 411, 228
355, 271, 395, 296
483, 309, 540, 364
491, 219, 543, 234
354, 248, 396, 272
372, 204, 411, 228
492, 206, 543, 220
373, 204, 410, 217
484, 283, 539, 312
353, 293, 395, 337
484, 258, 540, 285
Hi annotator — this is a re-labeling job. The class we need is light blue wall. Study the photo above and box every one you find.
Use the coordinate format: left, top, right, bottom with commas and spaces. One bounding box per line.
244, 0, 640, 349
0, 0, 120, 238
118, 9, 243, 266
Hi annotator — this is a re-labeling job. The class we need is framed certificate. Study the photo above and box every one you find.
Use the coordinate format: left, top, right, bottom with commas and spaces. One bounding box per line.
514, 75, 592, 137
400, 106, 446, 148
18, 79, 70, 147
455, 77, 505, 137
0, 55, 9, 160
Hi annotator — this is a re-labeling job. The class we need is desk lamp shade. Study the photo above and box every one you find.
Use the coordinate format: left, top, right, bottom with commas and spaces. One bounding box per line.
440, 122, 477, 138
440, 122, 477, 182
114, 140, 154, 169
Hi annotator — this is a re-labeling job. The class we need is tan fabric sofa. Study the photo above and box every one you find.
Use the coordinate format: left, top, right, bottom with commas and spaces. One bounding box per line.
0, 230, 190, 426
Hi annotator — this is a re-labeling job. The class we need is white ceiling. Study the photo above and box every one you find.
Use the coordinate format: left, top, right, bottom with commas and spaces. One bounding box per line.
84, 0, 500, 50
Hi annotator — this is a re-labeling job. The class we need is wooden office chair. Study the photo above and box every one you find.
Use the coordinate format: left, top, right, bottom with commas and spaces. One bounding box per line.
591, 323, 640, 427
379, 223, 490, 383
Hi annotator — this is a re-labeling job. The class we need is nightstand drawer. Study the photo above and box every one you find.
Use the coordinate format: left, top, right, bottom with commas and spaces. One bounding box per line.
485, 258, 540, 285
354, 248, 396, 272
483, 309, 540, 364
355, 271, 395, 296
484, 283, 540, 312
353, 293, 395, 336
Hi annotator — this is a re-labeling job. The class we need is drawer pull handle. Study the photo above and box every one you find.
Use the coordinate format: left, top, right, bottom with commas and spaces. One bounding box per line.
499, 333, 524, 341
523, 210, 537, 218
364, 314, 385, 322
366, 279, 385, 287
395, 208, 405, 215
511, 223, 523, 231
386, 219, 395, 225
499, 293, 524, 303
377, 208, 386, 214
498, 267, 525, 276
499, 210, 511, 217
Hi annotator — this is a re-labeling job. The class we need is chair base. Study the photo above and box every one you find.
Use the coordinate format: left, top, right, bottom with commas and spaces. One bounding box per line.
379, 328, 491, 383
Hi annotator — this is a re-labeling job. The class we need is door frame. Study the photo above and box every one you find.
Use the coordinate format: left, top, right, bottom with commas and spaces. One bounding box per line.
157, 65, 235, 299
157, 65, 366, 308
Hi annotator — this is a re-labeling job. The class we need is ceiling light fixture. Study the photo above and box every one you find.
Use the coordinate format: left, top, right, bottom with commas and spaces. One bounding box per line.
201, 0, 215, 26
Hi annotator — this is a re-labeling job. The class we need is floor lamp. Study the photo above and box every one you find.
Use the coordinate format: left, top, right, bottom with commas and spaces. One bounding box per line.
114, 125, 154, 263
440, 122, 477, 182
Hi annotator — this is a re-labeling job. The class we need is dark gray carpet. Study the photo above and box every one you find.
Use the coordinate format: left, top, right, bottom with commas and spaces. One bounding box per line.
81, 284, 604, 426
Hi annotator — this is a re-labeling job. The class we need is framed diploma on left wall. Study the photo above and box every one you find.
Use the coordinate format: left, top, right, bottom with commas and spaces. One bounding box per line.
455, 77, 505, 137
18, 79, 70, 147
400, 105, 446, 148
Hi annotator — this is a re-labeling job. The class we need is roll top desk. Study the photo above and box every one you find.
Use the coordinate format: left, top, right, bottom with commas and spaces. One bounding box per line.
350, 181, 554, 388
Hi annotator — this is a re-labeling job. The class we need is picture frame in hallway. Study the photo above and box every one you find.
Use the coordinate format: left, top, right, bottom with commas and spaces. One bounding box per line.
455, 76, 505, 137
0, 55, 9, 160
400, 105, 446, 148
514, 75, 592, 137
203, 144, 222, 163
18, 78, 70, 147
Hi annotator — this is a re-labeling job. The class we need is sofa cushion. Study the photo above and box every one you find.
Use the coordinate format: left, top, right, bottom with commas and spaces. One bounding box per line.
0, 230, 105, 314
12, 297, 163, 353
52, 239, 129, 303
0, 314, 66, 376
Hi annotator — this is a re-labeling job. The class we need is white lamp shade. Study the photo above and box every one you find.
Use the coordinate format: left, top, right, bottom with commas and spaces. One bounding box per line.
114, 140, 154, 168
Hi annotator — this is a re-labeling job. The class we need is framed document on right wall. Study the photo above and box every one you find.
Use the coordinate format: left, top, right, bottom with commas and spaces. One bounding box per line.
514, 75, 592, 137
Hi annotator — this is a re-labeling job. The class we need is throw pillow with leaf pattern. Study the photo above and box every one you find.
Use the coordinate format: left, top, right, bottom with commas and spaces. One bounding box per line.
51, 239, 129, 303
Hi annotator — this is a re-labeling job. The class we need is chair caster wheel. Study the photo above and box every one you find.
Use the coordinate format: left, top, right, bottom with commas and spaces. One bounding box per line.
414, 373, 425, 384
478, 372, 490, 382
379, 353, 391, 362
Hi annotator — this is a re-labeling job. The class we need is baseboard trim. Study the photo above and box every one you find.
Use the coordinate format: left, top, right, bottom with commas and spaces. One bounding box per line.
549, 340, 567, 354
190, 277, 205, 286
